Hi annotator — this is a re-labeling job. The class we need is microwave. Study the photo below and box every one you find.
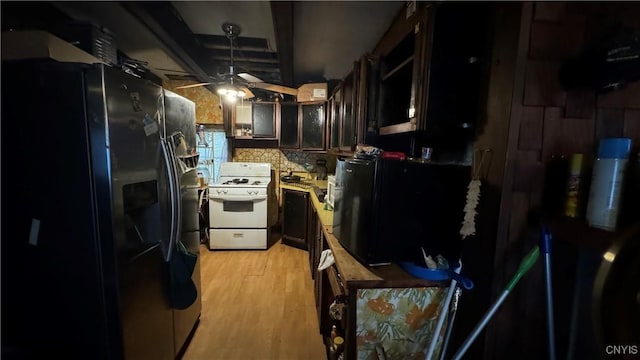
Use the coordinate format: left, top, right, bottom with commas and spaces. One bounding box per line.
333, 157, 470, 266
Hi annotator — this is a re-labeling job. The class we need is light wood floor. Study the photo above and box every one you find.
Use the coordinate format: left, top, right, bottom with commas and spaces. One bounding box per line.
182, 238, 326, 360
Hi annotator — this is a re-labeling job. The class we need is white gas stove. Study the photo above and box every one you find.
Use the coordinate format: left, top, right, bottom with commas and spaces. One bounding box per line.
208, 162, 274, 249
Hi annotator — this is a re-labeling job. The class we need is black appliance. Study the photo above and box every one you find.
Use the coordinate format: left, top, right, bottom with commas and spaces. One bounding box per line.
282, 188, 309, 250
335, 158, 470, 266
1, 60, 200, 360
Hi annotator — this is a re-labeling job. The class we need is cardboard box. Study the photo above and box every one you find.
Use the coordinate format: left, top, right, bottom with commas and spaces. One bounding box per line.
2, 30, 103, 64
297, 83, 328, 102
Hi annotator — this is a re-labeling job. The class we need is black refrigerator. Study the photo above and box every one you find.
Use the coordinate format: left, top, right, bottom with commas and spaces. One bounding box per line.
1, 60, 199, 360
337, 158, 470, 266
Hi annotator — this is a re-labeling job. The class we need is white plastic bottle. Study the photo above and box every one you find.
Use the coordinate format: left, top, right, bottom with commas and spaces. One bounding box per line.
586, 138, 632, 231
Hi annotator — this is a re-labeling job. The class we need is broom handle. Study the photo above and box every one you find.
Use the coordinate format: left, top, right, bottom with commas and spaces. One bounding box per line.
452, 246, 540, 360
541, 227, 556, 360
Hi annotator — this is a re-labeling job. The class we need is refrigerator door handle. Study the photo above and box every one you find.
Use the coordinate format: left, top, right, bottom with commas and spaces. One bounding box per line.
160, 138, 178, 262
166, 136, 183, 248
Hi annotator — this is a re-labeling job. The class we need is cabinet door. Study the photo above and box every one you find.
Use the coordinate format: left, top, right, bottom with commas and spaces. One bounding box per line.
356, 55, 379, 146
282, 188, 308, 249
307, 200, 318, 279
252, 102, 276, 138
377, 28, 418, 134
329, 87, 342, 151
340, 71, 355, 152
233, 103, 252, 137
420, 3, 490, 137
223, 102, 234, 137
301, 102, 326, 151
279, 102, 300, 148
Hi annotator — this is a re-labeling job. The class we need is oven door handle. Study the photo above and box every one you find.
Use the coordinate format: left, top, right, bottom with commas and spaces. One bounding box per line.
209, 195, 267, 202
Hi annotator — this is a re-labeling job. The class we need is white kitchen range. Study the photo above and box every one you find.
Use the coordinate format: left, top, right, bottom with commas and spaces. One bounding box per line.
208, 162, 276, 250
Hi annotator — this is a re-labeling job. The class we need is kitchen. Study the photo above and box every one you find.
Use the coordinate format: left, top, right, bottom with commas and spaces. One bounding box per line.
2, 2, 640, 360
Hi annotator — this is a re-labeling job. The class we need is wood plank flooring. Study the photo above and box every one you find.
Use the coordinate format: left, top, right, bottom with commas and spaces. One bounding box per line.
182, 238, 326, 360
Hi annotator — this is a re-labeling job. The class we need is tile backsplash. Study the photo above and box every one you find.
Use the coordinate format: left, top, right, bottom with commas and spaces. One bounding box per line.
233, 148, 337, 174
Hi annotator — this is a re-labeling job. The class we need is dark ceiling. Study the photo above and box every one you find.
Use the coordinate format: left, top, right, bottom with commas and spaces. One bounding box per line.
2, 1, 404, 93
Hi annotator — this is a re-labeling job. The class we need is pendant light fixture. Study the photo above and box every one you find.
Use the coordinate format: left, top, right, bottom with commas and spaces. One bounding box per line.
217, 22, 245, 102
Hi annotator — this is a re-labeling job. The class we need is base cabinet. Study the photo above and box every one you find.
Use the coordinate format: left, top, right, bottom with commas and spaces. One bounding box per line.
315, 233, 347, 359
282, 188, 308, 249
308, 200, 320, 279
313, 223, 452, 360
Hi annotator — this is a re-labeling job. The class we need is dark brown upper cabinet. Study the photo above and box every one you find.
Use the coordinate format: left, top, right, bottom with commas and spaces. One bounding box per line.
355, 55, 380, 147
279, 102, 300, 149
328, 56, 378, 155
225, 101, 277, 140
227, 102, 281, 149
340, 70, 356, 152
252, 102, 277, 138
374, 6, 423, 135
279, 101, 327, 151
374, 3, 491, 138
419, 3, 491, 139
300, 102, 326, 151
328, 85, 342, 152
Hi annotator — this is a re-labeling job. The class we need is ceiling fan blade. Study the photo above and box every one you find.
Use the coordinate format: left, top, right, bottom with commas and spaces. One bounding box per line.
251, 82, 298, 96
175, 82, 214, 89
238, 72, 264, 83
239, 87, 255, 99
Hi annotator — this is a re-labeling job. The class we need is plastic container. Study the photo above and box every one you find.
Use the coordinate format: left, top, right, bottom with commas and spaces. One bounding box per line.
197, 172, 205, 187
586, 138, 632, 231
197, 166, 210, 186
564, 153, 585, 218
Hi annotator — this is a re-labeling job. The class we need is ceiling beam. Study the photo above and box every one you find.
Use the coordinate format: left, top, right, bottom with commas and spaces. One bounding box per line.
270, 1, 294, 87
119, 2, 219, 92
195, 34, 271, 51
208, 48, 278, 61
211, 56, 279, 65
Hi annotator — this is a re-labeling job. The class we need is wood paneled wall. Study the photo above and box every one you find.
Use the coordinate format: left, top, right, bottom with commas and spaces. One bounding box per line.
443, 4, 524, 359
482, 2, 640, 359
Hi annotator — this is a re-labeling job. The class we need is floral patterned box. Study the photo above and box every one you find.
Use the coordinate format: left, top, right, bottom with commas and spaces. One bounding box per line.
356, 287, 450, 360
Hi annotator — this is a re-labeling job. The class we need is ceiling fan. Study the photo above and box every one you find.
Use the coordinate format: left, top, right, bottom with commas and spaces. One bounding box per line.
175, 22, 298, 99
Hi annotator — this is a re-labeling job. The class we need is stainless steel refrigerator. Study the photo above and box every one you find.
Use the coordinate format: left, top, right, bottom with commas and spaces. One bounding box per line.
163, 89, 202, 357
1, 60, 199, 360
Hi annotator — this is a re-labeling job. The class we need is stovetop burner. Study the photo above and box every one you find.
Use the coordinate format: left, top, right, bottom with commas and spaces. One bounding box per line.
217, 178, 267, 186
222, 178, 249, 185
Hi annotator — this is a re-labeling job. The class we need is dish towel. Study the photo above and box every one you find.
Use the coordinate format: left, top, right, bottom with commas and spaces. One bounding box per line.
317, 249, 335, 271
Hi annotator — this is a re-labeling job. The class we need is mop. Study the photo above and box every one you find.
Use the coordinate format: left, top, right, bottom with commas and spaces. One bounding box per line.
451, 245, 540, 360
425, 261, 464, 359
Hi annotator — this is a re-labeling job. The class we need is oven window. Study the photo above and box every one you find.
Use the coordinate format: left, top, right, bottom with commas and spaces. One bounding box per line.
223, 200, 254, 212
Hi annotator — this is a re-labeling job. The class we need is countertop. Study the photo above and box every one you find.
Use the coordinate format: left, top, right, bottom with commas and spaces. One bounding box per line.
322, 226, 444, 289
279, 179, 333, 227
279, 179, 444, 289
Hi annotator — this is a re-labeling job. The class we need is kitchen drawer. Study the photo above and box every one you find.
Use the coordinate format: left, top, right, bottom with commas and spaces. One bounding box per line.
209, 229, 267, 250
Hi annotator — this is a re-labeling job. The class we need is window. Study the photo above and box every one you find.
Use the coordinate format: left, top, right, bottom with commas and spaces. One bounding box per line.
196, 126, 229, 184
